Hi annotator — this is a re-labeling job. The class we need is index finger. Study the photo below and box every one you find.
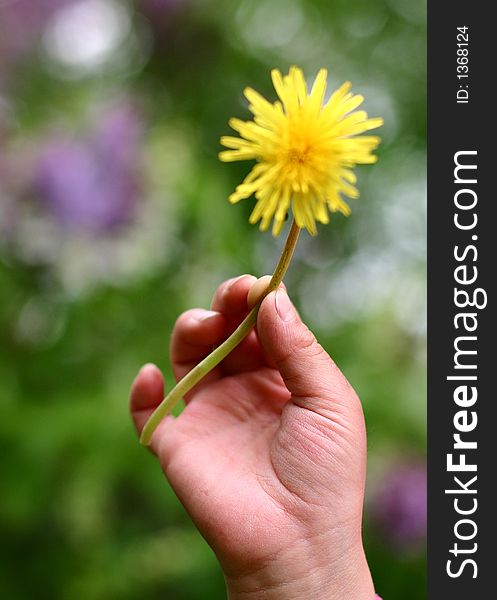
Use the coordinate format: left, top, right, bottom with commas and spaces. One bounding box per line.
210, 274, 256, 315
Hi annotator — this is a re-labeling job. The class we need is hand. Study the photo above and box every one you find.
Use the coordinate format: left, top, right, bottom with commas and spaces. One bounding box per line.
130, 275, 375, 600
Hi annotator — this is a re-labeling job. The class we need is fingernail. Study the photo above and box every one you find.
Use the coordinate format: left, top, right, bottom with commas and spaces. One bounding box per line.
196, 310, 219, 322
275, 289, 295, 321
247, 275, 272, 308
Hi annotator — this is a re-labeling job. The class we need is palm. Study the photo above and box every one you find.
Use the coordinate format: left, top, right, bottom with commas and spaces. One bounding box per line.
158, 366, 307, 568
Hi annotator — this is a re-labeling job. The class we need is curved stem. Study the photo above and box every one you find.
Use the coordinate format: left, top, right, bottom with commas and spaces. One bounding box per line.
140, 219, 301, 445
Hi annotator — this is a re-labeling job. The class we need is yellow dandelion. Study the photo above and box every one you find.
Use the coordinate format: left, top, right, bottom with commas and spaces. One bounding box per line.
219, 66, 383, 236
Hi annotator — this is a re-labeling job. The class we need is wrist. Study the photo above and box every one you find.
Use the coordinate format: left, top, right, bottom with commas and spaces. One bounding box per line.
224, 540, 374, 600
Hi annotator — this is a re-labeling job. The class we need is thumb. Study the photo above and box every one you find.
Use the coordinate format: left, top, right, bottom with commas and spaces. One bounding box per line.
256, 289, 360, 422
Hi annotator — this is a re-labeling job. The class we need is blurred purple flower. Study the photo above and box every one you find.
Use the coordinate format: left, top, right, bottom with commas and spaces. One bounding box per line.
371, 462, 427, 549
34, 105, 142, 234
0, 0, 71, 81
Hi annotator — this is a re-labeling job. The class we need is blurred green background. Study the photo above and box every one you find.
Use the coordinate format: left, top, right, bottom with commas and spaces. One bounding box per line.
0, 0, 426, 598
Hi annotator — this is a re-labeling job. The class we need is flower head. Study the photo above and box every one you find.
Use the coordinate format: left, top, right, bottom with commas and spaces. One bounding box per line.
220, 66, 383, 236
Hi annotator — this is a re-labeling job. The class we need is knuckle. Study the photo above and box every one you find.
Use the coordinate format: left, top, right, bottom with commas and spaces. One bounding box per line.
296, 325, 328, 361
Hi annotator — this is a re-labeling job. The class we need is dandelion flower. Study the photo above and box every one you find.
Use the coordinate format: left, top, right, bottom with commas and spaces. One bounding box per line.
220, 66, 383, 236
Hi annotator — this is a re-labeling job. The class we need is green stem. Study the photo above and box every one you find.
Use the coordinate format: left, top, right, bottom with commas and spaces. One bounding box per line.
140, 219, 301, 445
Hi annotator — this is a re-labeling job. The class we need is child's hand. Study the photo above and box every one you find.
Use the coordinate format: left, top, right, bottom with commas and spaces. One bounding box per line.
130, 275, 374, 600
